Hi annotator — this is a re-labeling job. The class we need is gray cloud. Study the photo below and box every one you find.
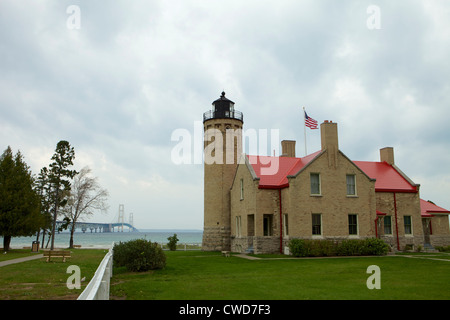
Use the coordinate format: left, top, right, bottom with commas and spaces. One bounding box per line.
1, 0, 449, 228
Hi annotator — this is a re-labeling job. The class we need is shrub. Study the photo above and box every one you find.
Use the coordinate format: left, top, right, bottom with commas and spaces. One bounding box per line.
289, 239, 337, 257
307, 239, 338, 257
288, 239, 309, 257
113, 239, 166, 272
361, 238, 389, 255
436, 245, 450, 252
289, 238, 389, 257
167, 234, 179, 251
336, 239, 364, 256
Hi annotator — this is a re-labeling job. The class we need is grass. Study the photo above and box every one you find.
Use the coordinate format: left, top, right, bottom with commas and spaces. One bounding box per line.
0, 248, 106, 300
110, 251, 450, 300
1, 249, 449, 300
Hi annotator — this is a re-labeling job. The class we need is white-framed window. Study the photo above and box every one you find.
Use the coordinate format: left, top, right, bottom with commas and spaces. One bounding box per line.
240, 178, 244, 200
348, 214, 358, 236
312, 213, 322, 236
310, 173, 321, 195
404, 216, 413, 235
384, 216, 392, 235
346, 174, 356, 196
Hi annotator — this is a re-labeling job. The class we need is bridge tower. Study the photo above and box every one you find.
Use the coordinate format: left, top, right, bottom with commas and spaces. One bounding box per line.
118, 204, 125, 232
129, 212, 134, 232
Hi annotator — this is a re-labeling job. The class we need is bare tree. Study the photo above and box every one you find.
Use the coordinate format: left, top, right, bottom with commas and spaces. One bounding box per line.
64, 166, 109, 248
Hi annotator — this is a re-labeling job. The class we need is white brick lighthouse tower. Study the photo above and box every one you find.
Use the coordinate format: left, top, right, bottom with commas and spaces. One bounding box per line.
202, 92, 243, 251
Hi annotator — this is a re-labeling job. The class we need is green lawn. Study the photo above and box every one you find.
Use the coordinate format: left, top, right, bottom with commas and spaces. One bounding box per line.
110, 251, 450, 300
1, 249, 449, 300
0, 249, 105, 300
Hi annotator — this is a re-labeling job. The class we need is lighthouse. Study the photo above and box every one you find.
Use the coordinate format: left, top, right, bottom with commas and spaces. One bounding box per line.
202, 92, 243, 251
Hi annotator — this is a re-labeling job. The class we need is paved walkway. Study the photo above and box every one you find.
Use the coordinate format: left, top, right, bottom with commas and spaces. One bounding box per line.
0, 254, 43, 267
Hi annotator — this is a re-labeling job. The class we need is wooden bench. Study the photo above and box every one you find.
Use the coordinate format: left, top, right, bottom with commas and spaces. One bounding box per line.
43, 250, 71, 262
222, 251, 230, 257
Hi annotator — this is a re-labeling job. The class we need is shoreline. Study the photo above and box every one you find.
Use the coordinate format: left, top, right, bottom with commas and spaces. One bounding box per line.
1, 230, 203, 250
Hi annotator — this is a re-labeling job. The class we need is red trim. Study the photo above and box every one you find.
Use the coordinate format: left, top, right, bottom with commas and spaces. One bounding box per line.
258, 183, 289, 190
375, 216, 379, 238
279, 189, 283, 254
393, 193, 400, 251
376, 188, 417, 193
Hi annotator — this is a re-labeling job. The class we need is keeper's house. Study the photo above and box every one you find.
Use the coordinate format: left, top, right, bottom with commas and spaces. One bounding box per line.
229, 121, 450, 254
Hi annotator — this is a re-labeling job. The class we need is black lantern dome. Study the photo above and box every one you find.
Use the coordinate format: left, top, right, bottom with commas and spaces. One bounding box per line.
203, 91, 243, 123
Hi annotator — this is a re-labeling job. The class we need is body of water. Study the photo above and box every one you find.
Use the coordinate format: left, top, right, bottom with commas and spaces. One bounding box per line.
1, 229, 203, 249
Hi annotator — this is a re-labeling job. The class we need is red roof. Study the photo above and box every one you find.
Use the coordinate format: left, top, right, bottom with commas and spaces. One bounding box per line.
420, 199, 450, 217
353, 161, 418, 193
246, 151, 449, 217
247, 151, 321, 189
247, 150, 418, 193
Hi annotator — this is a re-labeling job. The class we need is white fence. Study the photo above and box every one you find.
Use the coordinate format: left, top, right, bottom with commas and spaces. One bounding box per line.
77, 241, 201, 300
77, 243, 114, 300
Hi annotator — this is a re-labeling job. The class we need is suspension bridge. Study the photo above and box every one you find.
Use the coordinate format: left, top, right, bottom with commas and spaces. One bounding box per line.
56, 204, 139, 233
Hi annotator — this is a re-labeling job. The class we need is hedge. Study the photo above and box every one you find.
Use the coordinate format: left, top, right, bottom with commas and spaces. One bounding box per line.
288, 238, 389, 257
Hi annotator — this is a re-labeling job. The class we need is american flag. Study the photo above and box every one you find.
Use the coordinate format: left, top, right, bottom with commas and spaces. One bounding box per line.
304, 111, 318, 129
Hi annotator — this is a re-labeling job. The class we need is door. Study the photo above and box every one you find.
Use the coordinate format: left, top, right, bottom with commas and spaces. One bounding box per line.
422, 218, 432, 248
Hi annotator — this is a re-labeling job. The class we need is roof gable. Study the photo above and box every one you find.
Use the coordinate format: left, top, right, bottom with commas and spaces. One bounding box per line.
353, 161, 418, 193
247, 151, 321, 189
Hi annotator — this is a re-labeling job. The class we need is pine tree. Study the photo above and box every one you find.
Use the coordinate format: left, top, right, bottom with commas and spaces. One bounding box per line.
48, 141, 77, 250
0, 147, 43, 251
34, 167, 54, 247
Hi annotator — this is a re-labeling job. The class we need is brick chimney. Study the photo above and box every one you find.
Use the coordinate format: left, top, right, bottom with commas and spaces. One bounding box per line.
380, 147, 394, 165
281, 140, 296, 157
320, 121, 339, 168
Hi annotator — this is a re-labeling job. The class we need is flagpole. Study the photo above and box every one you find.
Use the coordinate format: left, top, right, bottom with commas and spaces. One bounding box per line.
303, 107, 307, 156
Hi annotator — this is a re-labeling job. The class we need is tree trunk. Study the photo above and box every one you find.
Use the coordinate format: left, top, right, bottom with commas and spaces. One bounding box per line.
3, 235, 11, 252
41, 230, 46, 248
46, 233, 52, 249
51, 185, 59, 251
69, 224, 75, 249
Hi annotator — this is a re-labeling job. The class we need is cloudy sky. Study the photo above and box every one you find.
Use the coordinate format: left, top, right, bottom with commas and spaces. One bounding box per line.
1, 1, 449, 230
